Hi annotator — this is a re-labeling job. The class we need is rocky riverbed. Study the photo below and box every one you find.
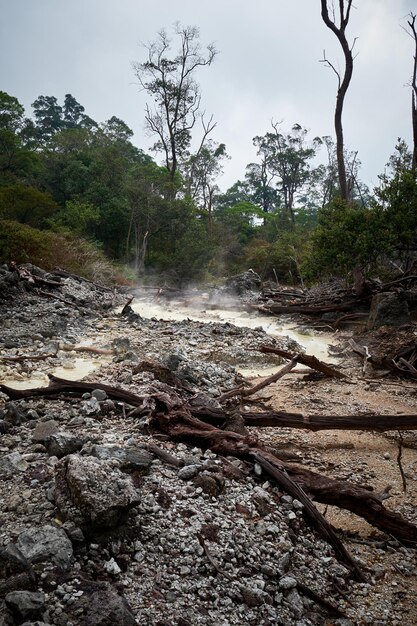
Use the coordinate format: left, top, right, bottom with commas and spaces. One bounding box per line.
1, 265, 417, 626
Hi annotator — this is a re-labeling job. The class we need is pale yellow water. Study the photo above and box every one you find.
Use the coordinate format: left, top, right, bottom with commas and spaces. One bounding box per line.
2, 296, 337, 389
128, 298, 337, 363
1, 357, 106, 389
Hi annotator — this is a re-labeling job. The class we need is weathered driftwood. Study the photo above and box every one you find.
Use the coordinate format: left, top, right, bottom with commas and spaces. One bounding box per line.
36, 289, 86, 309
3, 378, 417, 433
60, 344, 113, 356
0, 376, 146, 406
9, 263, 61, 288
217, 356, 299, 401
257, 300, 367, 315
259, 345, 348, 380
239, 411, 417, 431
121, 296, 134, 315
52, 267, 113, 292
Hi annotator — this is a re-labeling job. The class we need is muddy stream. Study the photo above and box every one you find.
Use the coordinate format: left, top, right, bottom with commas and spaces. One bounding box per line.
1, 294, 337, 388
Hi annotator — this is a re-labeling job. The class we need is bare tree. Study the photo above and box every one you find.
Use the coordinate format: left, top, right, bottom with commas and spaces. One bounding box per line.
320, 0, 355, 201
133, 24, 216, 184
405, 13, 417, 170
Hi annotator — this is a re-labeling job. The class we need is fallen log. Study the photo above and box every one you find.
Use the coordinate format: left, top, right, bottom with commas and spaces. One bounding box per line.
0, 376, 146, 407
52, 267, 113, 292
10, 263, 62, 288
240, 411, 417, 431
36, 289, 86, 310
257, 300, 368, 315
259, 345, 348, 380
3, 379, 417, 432
59, 344, 113, 356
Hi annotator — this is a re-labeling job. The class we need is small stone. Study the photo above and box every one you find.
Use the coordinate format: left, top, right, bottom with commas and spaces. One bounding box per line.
104, 558, 121, 575
279, 575, 297, 590
383, 452, 391, 460
253, 463, 262, 476
0, 452, 28, 477
32, 420, 59, 443
178, 464, 201, 480
241, 586, 265, 607
47, 432, 85, 458
81, 397, 101, 415
91, 389, 107, 401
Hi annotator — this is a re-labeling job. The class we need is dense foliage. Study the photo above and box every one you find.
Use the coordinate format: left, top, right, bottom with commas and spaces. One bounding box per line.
1, 26, 416, 286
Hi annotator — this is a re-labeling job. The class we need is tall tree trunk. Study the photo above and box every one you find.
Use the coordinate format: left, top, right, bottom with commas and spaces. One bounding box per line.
321, 0, 354, 202
408, 14, 417, 171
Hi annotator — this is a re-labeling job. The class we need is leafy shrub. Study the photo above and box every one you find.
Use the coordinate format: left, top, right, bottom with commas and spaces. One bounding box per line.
0, 184, 58, 227
0, 220, 127, 285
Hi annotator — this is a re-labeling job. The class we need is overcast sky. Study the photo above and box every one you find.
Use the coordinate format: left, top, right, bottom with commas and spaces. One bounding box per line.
1, 0, 416, 192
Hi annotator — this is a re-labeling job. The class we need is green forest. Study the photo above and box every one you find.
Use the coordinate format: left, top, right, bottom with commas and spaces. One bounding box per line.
1, 17, 417, 288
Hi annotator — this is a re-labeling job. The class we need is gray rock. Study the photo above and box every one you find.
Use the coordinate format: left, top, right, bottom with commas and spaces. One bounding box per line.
16, 525, 73, 570
178, 464, 201, 480
112, 337, 130, 355
286, 588, 303, 618
223, 269, 261, 296
91, 389, 107, 401
54, 455, 141, 530
120, 350, 139, 363
68, 581, 136, 626
46, 432, 85, 458
61, 521, 85, 544
367, 292, 410, 329
26, 410, 39, 421
279, 575, 297, 590
5, 591, 45, 621
240, 586, 265, 607
0, 452, 28, 477
80, 397, 101, 416
32, 420, 59, 443
0, 420, 12, 434
87, 444, 153, 471
0, 543, 36, 595
103, 558, 121, 575
5, 402, 26, 425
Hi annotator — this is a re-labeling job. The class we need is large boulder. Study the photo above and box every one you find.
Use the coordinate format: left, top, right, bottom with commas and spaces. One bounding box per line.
54, 455, 141, 531
367, 292, 410, 329
223, 269, 261, 297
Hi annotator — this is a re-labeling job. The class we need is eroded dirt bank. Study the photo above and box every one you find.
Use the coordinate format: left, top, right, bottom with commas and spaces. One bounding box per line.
1, 266, 417, 626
